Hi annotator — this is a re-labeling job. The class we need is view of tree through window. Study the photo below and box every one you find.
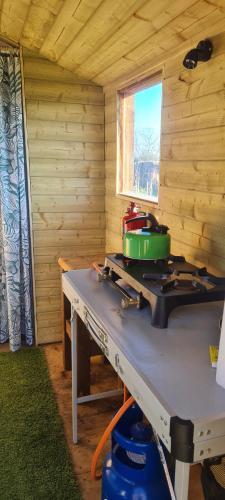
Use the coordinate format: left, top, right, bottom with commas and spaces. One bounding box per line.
134, 83, 162, 201
118, 79, 162, 202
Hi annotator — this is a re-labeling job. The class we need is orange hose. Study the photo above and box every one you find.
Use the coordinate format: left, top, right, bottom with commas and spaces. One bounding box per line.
90, 395, 135, 480
123, 384, 129, 403
92, 261, 103, 274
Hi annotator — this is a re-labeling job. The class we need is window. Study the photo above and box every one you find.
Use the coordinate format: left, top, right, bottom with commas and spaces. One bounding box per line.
117, 75, 162, 203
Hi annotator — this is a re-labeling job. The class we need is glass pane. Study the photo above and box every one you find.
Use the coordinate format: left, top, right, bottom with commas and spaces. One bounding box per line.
132, 82, 162, 201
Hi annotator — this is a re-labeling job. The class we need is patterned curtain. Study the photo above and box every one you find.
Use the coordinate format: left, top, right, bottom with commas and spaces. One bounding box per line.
0, 50, 34, 351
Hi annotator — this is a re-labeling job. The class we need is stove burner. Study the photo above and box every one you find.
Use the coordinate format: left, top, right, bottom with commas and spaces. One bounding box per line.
161, 278, 207, 294
143, 267, 209, 294
143, 271, 173, 280
115, 253, 186, 267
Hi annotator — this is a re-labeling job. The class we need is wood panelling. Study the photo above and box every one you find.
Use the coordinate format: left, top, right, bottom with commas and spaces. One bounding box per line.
39, 0, 103, 61
96, 4, 223, 86
24, 53, 105, 344
27, 139, 104, 160
105, 33, 225, 276
33, 229, 105, 247
31, 195, 104, 213
21, 0, 63, 50
79, 0, 215, 82
34, 245, 105, 265
23, 56, 93, 84
2, 1, 225, 87
161, 161, 225, 194
29, 159, 104, 178
25, 80, 104, 104
26, 101, 104, 124
30, 178, 105, 195
32, 212, 105, 231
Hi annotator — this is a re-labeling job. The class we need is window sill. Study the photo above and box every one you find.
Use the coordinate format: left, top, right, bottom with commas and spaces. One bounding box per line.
116, 191, 159, 207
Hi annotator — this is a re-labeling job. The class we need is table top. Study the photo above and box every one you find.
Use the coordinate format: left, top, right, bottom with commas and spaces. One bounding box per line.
58, 254, 105, 272
63, 268, 225, 424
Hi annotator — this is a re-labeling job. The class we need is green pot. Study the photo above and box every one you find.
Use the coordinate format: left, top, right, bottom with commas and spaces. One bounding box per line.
123, 229, 171, 260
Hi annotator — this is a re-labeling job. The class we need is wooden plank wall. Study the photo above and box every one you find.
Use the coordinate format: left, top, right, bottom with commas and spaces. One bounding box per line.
23, 52, 105, 344
105, 32, 225, 276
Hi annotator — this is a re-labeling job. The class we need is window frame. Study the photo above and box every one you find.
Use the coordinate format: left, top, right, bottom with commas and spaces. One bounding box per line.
116, 72, 162, 205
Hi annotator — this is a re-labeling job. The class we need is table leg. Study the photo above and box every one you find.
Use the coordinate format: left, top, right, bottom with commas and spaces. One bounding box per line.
71, 309, 78, 444
175, 460, 190, 500
77, 315, 91, 396
62, 292, 72, 370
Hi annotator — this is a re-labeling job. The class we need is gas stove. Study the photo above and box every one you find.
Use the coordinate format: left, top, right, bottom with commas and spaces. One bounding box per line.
100, 254, 225, 328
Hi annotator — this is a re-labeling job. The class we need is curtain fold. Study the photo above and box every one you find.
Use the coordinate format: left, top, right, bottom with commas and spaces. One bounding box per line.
0, 51, 34, 351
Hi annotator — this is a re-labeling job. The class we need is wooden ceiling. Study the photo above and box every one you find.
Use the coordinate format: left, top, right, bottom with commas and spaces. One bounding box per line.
1, 0, 225, 86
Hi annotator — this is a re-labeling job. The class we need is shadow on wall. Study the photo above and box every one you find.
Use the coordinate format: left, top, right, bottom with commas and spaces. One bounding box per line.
171, 232, 224, 278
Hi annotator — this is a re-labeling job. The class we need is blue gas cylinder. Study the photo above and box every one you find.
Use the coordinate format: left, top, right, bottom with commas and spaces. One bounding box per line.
102, 404, 171, 500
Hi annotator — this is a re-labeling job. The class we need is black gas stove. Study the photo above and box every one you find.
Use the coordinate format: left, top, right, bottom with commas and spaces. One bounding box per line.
102, 253, 225, 328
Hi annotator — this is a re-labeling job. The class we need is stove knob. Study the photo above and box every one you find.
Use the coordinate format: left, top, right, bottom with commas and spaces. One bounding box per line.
121, 297, 129, 309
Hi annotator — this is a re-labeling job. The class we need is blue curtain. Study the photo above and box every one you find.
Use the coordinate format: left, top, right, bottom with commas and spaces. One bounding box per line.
0, 51, 34, 351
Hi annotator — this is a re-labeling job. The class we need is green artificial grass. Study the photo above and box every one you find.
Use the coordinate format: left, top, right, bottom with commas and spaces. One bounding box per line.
0, 348, 82, 500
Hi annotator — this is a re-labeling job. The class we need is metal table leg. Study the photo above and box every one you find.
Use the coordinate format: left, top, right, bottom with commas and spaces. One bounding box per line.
175, 460, 190, 500
71, 308, 78, 444
70, 307, 123, 444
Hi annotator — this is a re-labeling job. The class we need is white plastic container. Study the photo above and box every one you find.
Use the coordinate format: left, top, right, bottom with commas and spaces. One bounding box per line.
216, 303, 225, 389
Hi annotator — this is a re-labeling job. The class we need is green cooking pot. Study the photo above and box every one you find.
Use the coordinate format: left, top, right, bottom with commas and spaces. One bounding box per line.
123, 213, 170, 260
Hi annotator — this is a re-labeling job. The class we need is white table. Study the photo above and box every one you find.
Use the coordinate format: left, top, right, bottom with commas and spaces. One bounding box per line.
62, 268, 225, 500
